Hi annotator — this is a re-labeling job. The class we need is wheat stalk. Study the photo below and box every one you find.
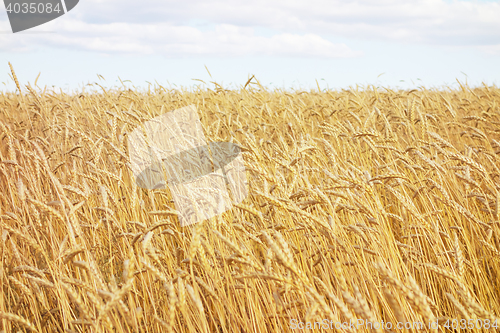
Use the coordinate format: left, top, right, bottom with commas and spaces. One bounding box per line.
0, 312, 38, 332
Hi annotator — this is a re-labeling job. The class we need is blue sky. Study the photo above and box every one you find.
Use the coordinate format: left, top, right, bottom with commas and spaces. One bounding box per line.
1, 0, 499, 92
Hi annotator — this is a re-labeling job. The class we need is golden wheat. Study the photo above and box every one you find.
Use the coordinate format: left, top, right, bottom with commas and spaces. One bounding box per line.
0, 82, 499, 332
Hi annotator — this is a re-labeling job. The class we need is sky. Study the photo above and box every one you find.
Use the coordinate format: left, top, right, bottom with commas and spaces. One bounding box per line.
0, 0, 499, 92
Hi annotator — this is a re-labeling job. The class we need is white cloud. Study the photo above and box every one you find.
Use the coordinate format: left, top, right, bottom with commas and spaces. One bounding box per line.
1, 0, 499, 56
0, 19, 360, 58
479, 44, 500, 56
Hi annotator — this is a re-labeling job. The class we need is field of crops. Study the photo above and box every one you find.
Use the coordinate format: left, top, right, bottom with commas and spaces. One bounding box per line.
1, 71, 500, 332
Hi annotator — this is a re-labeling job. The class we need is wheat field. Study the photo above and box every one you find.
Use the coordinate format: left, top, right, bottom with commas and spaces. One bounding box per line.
1, 69, 500, 332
